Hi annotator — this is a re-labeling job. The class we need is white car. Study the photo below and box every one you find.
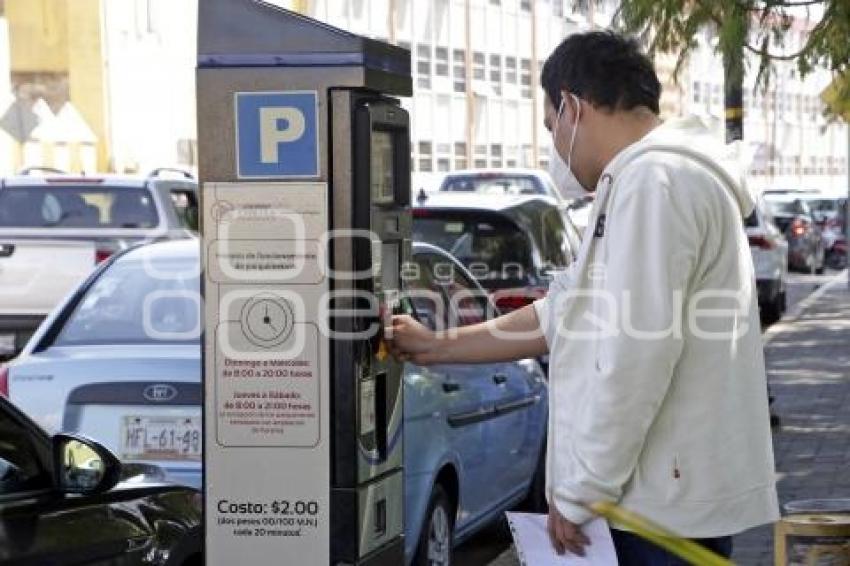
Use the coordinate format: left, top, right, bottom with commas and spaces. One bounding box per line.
746, 199, 789, 324
0, 168, 198, 359
3, 239, 201, 487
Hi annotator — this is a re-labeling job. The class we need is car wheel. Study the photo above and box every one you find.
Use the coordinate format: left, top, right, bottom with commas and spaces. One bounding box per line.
414, 485, 454, 566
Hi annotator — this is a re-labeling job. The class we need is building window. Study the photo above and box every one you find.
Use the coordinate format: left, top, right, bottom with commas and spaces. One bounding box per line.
474, 158, 487, 168
417, 44, 432, 90
475, 144, 487, 156
453, 49, 466, 93
711, 84, 720, 106
692, 81, 701, 103
490, 0, 500, 4
490, 54, 502, 96
505, 56, 517, 84
435, 46, 449, 76
473, 52, 485, 81
491, 144, 503, 158
454, 142, 467, 157
437, 158, 451, 171
520, 58, 532, 98
520, 0, 531, 11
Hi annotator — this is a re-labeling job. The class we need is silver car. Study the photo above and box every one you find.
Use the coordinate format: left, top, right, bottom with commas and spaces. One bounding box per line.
746, 199, 789, 324
3, 239, 201, 487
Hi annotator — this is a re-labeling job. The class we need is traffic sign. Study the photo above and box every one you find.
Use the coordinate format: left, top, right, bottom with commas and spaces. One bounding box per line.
235, 91, 319, 178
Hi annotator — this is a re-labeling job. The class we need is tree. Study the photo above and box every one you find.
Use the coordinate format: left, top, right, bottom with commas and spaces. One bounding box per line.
613, 0, 850, 137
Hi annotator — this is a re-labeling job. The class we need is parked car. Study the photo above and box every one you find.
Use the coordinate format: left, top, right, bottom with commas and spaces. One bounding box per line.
5, 238, 548, 566
438, 168, 566, 204
0, 393, 201, 564
0, 167, 198, 359
745, 200, 788, 324
762, 193, 825, 274
412, 192, 579, 314
5, 239, 201, 488
403, 242, 548, 565
802, 194, 847, 269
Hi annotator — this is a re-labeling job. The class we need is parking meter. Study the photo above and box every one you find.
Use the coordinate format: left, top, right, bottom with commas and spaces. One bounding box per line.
197, 2, 411, 565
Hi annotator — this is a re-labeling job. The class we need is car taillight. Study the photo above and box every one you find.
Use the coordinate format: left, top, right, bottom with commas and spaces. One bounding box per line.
495, 294, 536, 312
95, 248, 113, 263
0, 366, 8, 397
493, 287, 547, 312
748, 234, 776, 250
791, 218, 807, 236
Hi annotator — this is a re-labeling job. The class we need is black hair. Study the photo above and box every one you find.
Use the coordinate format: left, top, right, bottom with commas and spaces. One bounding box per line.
541, 31, 661, 115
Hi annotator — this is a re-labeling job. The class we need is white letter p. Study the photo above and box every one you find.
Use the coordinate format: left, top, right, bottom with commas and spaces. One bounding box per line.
259, 107, 305, 164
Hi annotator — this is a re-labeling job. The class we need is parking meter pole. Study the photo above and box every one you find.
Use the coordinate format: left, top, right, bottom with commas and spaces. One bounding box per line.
197, 2, 411, 564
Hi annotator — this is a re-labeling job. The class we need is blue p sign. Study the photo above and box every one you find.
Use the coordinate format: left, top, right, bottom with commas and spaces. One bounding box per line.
235, 91, 319, 178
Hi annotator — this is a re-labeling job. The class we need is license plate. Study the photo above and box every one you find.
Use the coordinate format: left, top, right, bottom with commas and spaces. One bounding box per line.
0, 333, 14, 355
121, 415, 201, 461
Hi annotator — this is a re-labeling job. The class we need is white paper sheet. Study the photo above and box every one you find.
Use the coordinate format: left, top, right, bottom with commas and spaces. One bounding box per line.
506, 513, 619, 566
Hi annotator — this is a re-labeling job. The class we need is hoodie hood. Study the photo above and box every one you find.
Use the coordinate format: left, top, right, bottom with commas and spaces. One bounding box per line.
600, 115, 756, 219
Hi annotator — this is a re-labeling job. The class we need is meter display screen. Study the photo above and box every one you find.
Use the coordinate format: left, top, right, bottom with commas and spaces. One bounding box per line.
371, 131, 395, 203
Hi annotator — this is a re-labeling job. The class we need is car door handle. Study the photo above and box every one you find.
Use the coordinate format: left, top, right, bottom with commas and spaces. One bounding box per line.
442, 381, 461, 393
492, 374, 508, 385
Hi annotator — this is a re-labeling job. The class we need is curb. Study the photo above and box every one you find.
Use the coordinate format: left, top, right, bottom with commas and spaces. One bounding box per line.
762, 269, 849, 346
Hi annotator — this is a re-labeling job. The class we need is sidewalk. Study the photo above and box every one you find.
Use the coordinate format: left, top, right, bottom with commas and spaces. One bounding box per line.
734, 273, 850, 564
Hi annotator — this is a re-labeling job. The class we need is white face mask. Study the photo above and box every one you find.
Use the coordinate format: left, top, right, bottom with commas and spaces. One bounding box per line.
548, 93, 587, 200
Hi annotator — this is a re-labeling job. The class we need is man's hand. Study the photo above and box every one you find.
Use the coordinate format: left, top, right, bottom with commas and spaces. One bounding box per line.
548, 505, 590, 557
385, 314, 439, 365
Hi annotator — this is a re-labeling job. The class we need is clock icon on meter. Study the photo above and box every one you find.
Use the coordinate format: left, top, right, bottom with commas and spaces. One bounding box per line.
239, 294, 294, 348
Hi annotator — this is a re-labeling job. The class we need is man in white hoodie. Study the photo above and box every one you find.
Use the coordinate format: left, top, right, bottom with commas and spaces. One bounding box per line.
387, 31, 778, 563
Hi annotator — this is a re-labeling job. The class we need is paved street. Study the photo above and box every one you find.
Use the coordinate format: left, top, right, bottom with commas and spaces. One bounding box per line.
461, 270, 850, 565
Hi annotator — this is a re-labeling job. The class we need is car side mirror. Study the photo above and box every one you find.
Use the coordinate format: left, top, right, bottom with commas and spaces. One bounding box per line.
53, 433, 122, 495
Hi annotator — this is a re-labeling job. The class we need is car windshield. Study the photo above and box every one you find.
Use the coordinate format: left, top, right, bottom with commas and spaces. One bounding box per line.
440, 175, 543, 196
55, 254, 199, 346
413, 212, 534, 288
805, 199, 839, 214
0, 185, 159, 229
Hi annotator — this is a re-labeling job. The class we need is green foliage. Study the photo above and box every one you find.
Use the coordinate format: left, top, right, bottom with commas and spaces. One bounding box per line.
614, 0, 850, 119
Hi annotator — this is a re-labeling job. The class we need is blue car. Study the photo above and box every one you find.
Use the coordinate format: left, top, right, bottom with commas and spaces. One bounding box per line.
6, 239, 548, 565
403, 243, 548, 565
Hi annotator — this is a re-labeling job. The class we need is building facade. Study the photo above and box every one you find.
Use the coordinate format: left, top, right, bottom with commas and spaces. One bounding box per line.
2, 0, 197, 175
0, 0, 844, 195
285, 0, 616, 189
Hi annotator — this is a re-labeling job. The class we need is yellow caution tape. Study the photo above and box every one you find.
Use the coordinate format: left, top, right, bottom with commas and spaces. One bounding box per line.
589, 501, 735, 566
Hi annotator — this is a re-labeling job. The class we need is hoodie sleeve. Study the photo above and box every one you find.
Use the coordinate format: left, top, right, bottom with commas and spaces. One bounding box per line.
551, 158, 701, 525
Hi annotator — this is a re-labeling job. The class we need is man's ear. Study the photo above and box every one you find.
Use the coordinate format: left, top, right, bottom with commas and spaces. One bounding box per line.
564, 93, 581, 123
